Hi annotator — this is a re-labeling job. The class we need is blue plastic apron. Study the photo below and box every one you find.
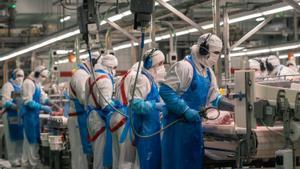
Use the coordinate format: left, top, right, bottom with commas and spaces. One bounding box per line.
70, 65, 92, 154
133, 70, 161, 169
6, 81, 23, 141
21, 80, 42, 144
162, 55, 211, 169
88, 69, 114, 168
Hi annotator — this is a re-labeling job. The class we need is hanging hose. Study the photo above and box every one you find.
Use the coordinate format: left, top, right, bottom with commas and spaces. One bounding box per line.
87, 6, 219, 139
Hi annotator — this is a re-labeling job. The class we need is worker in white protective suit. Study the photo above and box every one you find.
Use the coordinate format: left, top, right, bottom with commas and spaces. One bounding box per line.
110, 62, 142, 169
1, 68, 24, 167
159, 33, 234, 169
68, 60, 96, 169
129, 49, 166, 169
248, 58, 267, 79
266, 55, 298, 80
85, 54, 118, 169
20, 66, 53, 169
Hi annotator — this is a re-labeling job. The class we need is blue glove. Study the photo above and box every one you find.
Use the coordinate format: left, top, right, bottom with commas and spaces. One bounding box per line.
184, 108, 200, 122
130, 98, 155, 115
3, 101, 14, 109
159, 84, 189, 116
26, 100, 42, 110
41, 105, 52, 114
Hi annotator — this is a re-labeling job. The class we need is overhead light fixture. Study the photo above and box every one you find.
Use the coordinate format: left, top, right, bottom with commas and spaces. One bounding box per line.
232, 47, 245, 51
0, 29, 80, 62
256, 17, 265, 22
1, 2, 296, 62
60, 16, 71, 23
56, 49, 73, 55
230, 42, 300, 57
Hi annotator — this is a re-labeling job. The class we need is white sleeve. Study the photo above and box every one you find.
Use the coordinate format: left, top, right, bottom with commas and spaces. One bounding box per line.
2, 82, 14, 104
41, 88, 48, 104
70, 71, 89, 105
22, 79, 36, 105
93, 77, 113, 108
207, 67, 221, 105
162, 60, 193, 94
126, 72, 151, 101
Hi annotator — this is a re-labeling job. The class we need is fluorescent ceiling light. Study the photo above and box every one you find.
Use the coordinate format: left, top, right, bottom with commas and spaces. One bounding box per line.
1, 2, 296, 62
60, 16, 71, 23
229, 13, 263, 24
56, 49, 73, 55
256, 17, 265, 22
0, 29, 80, 62
279, 52, 300, 59
232, 47, 245, 51
262, 6, 293, 15
230, 42, 300, 57
270, 45, 300, 52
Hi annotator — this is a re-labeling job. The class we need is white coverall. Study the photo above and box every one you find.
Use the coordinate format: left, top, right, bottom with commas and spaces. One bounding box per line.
21, 73, 48, 168
85, 63, 115, 169
68, 62, 91, 169
2, 79, 23, 166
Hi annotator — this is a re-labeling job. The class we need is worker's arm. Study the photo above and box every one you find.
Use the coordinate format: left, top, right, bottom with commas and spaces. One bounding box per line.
129, 72, 159, 115
2, 82, 17, 110
159, 61, 200, 122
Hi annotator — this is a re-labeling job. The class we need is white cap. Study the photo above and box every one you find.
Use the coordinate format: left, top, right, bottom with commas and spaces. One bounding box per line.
267, 55, 280, 67
143, 49, 165, 68
248, 59, 260, 70
34, 65, 49, 78
197, 33, 223, 53
12, 68, 24, 76
100, 54, 118, 68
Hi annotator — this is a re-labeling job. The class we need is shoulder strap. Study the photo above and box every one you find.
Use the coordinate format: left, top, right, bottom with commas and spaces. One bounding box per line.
69, 83, 77, 97
88, 75, 109, 108
119, 72, 130, 105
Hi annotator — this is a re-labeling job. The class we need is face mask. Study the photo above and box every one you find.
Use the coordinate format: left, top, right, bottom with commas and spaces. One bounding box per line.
150, 65, 166, 83
207, 53, 219, 67
39, 77, 46, 83
15, 77, 24, 85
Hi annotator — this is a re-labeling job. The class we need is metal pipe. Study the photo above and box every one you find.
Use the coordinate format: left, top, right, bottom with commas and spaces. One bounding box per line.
156, 0, 205, 34
106, 19, 139, 43
105, 28, 112, 50
284, 0, 300, 13
223, 8, 231, 80
294, 11, 298, 41
212, 0, 222, 86
230, 15, 274, 50
150, 13, 156, 48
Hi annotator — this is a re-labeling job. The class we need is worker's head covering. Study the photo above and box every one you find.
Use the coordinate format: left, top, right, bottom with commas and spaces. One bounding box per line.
11, 68, 24, 85
95, 54, 118, 76
143, 48, 165, 69
192, 33, 223, 68
249, 59, 261, 70
33, 65, 49, 83
143, 48, 166, 83
266, 55, 280, 73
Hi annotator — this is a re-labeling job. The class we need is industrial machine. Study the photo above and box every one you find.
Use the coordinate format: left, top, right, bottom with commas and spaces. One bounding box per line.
204, 70, 300, 169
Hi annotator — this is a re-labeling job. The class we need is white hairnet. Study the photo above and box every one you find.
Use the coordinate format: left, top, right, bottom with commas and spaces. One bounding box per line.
143, 49, 165, 68
197, 33, 223, 53
100, 54, 118, 68
12, 68, 24, 77
267, 55, 280, 67
34, 65, 49, 78
248, 59, 260, 70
